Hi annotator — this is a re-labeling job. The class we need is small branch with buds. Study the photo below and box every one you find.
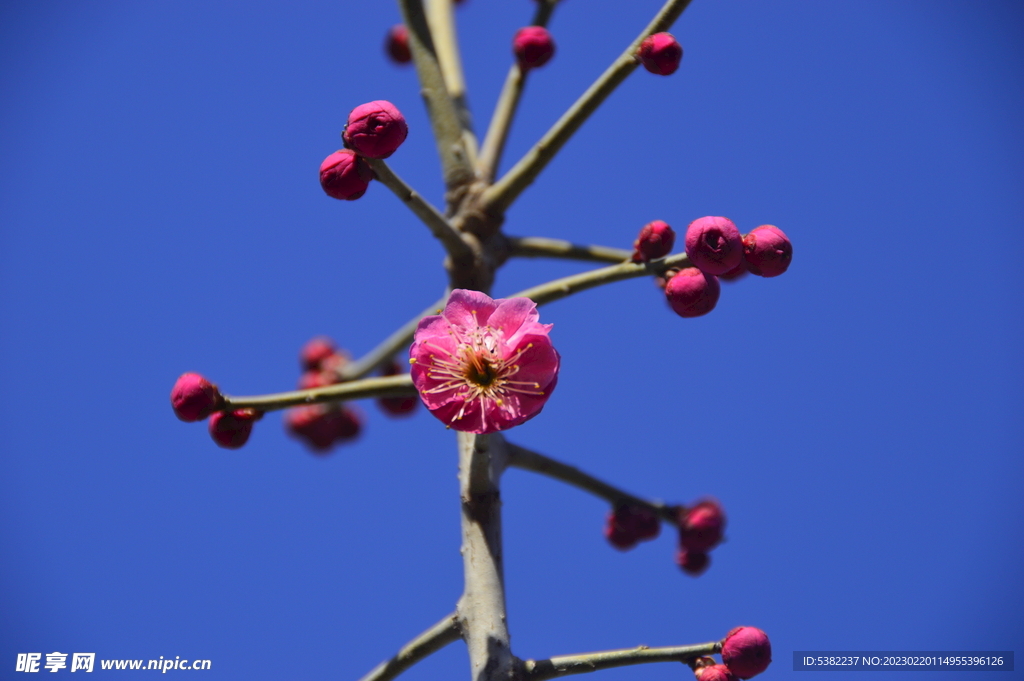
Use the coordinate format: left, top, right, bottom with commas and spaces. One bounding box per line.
480, 0, 695, 214
356, 612, 462, 681
365, 159, 472, 263
476, 0, 561, 182
506, 236, 632, 264
511, 251, 692, 307
505, 442, 678, 524
220, 374, 415, 413
520, 641, 722, 681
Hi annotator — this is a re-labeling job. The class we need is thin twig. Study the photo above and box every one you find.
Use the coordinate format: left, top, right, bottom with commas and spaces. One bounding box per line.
356, 612, 462, 681
366, 158, 472, 263
221, 375, 415, 413
509, 252, 692, 307
341, 294, 450, 381
480, 0, 695, 214
505, 442, 678, 525
522, 641, 722, 681
476, 0, 559, 182
425, 0, 477, 164
506, 236, 632, 264
397, 0, 474, 190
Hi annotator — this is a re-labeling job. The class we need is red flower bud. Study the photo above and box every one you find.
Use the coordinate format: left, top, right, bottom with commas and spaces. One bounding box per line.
170, 373, 223, 422
631, 220, 675, 262
718, 260, 749, 282
319, 149, 373, 200
604, 504, 660, 550
721, 627, 772, 679
385, 25, 411, 64
675, 549, 710, 576
300, 336, 337, 371
679, 499, 726, 552
208, 409, 260, 449
695, 663, 737, 681
685, 216, 743, 275
513, 26, 555, 71
638, 32, 683, 75
664, 267, 720, 318
742, 225, 792, 277
285, 405, 363, 453
343, 100, 409, 159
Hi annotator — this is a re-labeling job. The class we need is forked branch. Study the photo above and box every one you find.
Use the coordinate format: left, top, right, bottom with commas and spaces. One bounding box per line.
356, 612, 462, 681
480, 0, 695, 214
341, 294, 450, 381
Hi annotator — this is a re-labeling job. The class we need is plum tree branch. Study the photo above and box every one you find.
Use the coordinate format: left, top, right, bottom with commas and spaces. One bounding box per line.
505, 442, 679, 525
425, 0, 477, 164
509, 251, 692, 307
476, 0, 560, 182
341, 294, 451, 381
366, 158, 472, 264
397, 0, 475, 192
456, 432, 516, 681
479, 0, 695, 215
220, 375, 415, 413
506, 236, 632, 264
521, 641, 722, 681
356, 612, 462, 681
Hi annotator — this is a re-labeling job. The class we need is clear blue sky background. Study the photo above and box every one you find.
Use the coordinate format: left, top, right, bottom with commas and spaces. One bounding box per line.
2, 1, 1021, 679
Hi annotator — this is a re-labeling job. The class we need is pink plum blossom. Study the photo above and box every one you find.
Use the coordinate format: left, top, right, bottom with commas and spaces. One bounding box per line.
410, 289, 559, 434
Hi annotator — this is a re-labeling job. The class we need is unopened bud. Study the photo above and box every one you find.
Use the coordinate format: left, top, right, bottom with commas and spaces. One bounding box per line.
679, 499, 726, 552
343, 100, 409, 159
695, 663, 737, 681
664, 267, 720, 318
170, 373, 223, 422
385, 25, 411, 64
319, 150, 373, 200
685, 216, 743, 275
675, 549, 710, 576
631, 220, 675, 262
208, 409, 260, 449
513, 26, 555, 71
742, 225, 792, 277
721, 627, 772, 679
604, 504, 660, 550
637, 32, 683, 75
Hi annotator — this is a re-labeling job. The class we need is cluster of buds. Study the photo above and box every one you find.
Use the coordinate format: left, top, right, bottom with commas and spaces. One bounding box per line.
602, 498, 726, 578
320, 100, 409, 201
285, 337, 363, 454
689, 627, 772, 679
170, 373, 262, 450
644, 217, 792, 318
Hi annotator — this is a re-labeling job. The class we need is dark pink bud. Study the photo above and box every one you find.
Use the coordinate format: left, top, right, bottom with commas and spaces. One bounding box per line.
675, 549, 710, 576
685, 216, 743, 275
638, 32, 683, 75
208, 409, 260, 449
285, 405, 363, 453
319, 149, 373, 200
385, 25, 411, 64
631, 220, 675, 262
170, 373, 223, 422
679, 499, 726, 552
695, 664, 737, 681
604, 504, 660, 550
377, 360, 418, 417
721, 627, 772, 679
343, 100, 409, 159
742, 225, 792, 277
300, 336, 337, 371
513, 26, 555, 71
664, 267, 720, 318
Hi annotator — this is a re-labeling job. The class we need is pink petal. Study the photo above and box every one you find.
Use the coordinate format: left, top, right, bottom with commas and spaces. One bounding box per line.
488, 296, 540, 341
443, 289, 498, 331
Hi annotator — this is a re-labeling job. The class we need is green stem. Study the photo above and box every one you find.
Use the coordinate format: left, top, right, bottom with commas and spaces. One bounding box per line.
506, 236, 632, 264
221, 375, 415, 413
356, 613, 462, 681
341, 294, 450, 381
522, 641, 722, 681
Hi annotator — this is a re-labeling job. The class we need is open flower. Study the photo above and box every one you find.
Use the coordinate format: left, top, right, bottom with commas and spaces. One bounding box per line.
410, 289, 559, 434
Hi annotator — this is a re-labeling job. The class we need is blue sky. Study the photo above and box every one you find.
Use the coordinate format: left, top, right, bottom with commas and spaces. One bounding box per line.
1, 1, 1021, 679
